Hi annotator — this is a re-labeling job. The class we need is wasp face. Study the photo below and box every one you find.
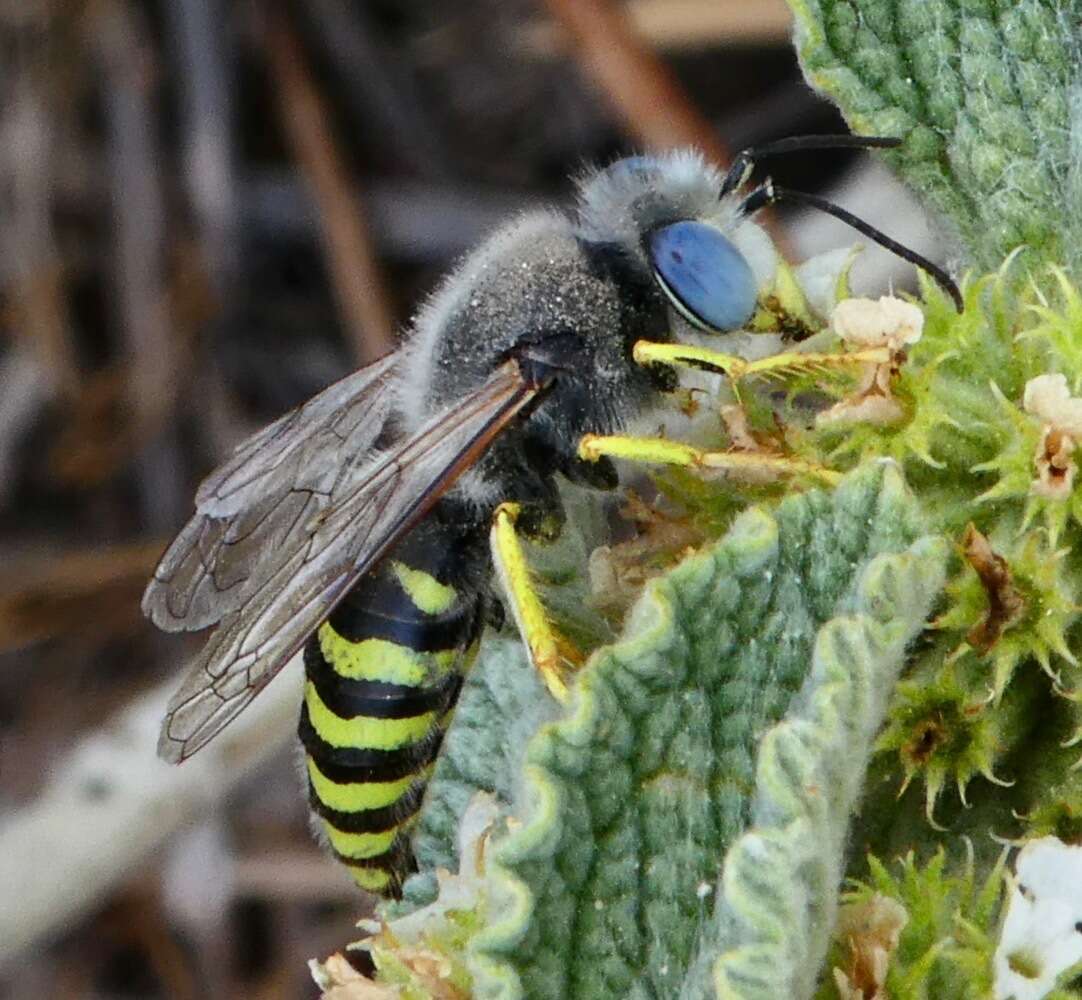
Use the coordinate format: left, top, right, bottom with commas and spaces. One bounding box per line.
396, 150, 772, 506
576, 152, 761, 335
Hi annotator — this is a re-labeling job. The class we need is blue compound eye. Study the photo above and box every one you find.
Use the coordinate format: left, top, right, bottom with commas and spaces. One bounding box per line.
648, 220, 758, 332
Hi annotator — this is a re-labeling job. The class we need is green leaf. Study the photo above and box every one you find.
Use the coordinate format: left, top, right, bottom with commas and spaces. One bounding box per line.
398, 637, 552, 911
402, 463, 945, 999
706, 534, 946, 1000
787, 0, 1082, 271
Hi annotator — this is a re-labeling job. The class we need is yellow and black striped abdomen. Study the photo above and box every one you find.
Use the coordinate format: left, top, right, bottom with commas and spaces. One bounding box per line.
299, 559, 484, 897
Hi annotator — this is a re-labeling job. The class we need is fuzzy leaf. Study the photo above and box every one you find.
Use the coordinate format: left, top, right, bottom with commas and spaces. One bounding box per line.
700, 537, 947, 999
412, 463, 947, 999
397, 637, 554, 912
787, 0, 1082, 271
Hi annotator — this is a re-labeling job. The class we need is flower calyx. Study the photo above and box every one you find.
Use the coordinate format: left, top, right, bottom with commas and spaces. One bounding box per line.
831, 893, 909, 1000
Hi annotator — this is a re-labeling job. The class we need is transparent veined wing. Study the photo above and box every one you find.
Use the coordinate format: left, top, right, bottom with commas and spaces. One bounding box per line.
154, 359, 542, 763
143, 352, 399, 632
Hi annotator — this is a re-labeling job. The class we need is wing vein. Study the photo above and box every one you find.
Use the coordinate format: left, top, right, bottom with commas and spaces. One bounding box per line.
152, 360, 540, 763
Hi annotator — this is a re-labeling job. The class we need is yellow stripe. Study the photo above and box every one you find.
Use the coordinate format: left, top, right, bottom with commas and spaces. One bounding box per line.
305, 683, 437, 750
349, 867, 392, 892
324, 824, 399, 860
391, 562, 457, 614
318, 624, 455, 684
306, 758, 411, 812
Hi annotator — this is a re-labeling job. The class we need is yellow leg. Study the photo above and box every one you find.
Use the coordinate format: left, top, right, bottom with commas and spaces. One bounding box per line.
633, 341, 749, 379
578, 434, 841, 486
490, 503, 582, 703
632, 340, 890, 383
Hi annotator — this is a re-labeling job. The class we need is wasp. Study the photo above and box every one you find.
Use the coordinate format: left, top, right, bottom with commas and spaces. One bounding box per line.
144, 135, 960, 897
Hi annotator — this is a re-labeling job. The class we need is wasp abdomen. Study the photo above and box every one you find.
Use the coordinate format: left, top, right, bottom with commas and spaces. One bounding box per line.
299, 559, 483, 897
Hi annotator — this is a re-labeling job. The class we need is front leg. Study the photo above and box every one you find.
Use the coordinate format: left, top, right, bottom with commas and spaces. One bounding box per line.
490, 502, 584, 703
578, 434, 840, 486
632, 340, 890, 383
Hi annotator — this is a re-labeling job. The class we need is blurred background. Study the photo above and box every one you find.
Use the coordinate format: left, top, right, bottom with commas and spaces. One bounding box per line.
0, 1, 942, 996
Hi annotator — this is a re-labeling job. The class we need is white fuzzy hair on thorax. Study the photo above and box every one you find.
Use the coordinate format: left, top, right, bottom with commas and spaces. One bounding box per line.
395, 211, 568, 436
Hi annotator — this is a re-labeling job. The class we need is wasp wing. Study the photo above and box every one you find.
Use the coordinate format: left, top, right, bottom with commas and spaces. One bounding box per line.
143, 352, 399, 632
156, 360, 540, 763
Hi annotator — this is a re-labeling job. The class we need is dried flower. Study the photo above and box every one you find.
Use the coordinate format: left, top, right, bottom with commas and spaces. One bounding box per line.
1023, 374, 1082, 500
960, 523, 1024, 653
1023, 374, 1082, 435
831, 893, 909, 1000
309, 954, 400, 999
831, 295, 924, 351
817, 295, 921, 427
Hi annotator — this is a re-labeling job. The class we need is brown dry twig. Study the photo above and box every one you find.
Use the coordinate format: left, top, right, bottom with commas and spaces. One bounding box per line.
306, 0, 452, 178
0, 539, 165, 651
523, 0, 793, 55
540, 0, 729, 163
539, 0, 787, 247
262, 6, 396, 363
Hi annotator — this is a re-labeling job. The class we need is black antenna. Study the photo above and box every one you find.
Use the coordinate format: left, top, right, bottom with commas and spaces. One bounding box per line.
719, 134, 903, 200
741, 180, 963, 312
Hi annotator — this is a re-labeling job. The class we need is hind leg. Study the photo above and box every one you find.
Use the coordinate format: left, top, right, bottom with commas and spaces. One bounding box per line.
490, 502, 584, 703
